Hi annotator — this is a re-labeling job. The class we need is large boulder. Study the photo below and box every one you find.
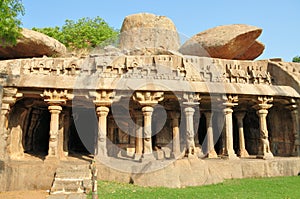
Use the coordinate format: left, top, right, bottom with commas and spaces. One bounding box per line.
0, 28, 66, 59
179, 24, 263, 60
119, 13, 180, 51
234, 40, 265, 60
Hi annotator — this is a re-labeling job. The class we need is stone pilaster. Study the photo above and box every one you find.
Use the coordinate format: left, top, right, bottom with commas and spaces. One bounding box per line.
0, 88, 22, 160
169, 111, 181, 158
222, 95, 238, 159
255, 96, 273, 160
235, 111, 249, 157
203, 111, 218, 158
287, 100, 300, 157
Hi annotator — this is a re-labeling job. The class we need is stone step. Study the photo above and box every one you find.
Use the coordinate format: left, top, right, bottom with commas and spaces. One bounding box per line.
55, 171, 91, 179
47, 193, 87, 199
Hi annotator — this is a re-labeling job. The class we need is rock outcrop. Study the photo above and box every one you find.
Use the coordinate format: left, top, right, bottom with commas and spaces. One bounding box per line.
0, 28, 66, 59
119, 13, 180, 51
179, 24, 264, 60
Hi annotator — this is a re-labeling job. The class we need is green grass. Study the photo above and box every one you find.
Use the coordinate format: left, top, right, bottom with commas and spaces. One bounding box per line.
88, 176, 300, 199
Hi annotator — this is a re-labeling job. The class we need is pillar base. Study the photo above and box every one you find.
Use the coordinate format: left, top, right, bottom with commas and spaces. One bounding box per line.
207, 150, 218, 158
141, 153, 156, 162
133, 153, 142, 162
171, 152, 183, 159
257, 152, 274, 160
238, 149, 249, 158
222, 153, 239, 160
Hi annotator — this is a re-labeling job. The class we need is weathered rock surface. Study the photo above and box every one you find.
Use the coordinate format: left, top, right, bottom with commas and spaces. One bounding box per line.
119, 13, 180, 51
179, 24, 263, 60
0, 28, 66, 59
234, 40, 265, 60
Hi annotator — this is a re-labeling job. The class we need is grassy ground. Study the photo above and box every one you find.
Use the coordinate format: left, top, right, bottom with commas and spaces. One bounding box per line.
88, 176, 300, 199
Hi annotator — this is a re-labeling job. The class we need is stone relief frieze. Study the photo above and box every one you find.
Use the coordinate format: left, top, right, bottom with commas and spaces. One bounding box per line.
8, 55, 273, 85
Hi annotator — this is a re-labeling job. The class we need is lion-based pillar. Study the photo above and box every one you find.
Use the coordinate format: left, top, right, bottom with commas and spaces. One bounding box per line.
235, 112, 249, 157
222, 95, 238, 159
255, 96, 273, 160
182, 92, 200, 158
203, 111, 218, 158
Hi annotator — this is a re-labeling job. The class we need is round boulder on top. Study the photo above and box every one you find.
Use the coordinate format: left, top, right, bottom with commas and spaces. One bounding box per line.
0, 28, 66, 59
119, 13, 180, 51
179, 24, 264, 60
234, 40, 265, 60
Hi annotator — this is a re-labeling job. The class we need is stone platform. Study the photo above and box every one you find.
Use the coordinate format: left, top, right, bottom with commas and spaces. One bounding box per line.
0, 156, 300, 191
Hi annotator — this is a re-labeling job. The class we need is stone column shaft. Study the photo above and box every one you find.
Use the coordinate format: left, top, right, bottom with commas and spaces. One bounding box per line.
142, 106, 153, 155
0, 103, 10, 159
170, 112, 180, 158
290, 108, 300, 156
235, 112, 249, 157
223, 107, 238, 159
135, 112, 143, 157
204, 111, 218, 158
47, 105, 62, 158
96, 106, 109, 157
184, 106, 196, 158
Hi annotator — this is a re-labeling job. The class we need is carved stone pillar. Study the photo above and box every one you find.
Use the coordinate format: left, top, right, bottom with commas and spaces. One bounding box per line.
182, 92, 200, 158
42, 89, 72, 159
48, 105, 62, 157
223, 95, 238, 159
235, 112, 249, 157
92, 90, 113, 159
287, 100, 300, 156
170, 111, 180, 158
134, 111, 143, 160
204, 111, 218, 158
142, 106, 154, 155
255, 96, 273, 160
0, 88, 22, 160
96, 106, 109, 157
133, 91, 164, 161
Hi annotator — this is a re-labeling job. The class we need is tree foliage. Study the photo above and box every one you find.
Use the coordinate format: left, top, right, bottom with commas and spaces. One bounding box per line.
293, 56, 300, 63
0, 0, 25, 46
33, 17, 119, 50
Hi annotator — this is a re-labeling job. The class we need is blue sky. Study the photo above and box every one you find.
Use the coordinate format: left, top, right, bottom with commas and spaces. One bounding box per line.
21, 0, 299, 61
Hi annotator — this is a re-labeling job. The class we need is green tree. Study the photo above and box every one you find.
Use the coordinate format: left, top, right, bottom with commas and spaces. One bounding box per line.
293, 56, 300, 63
33, 17, 119, 50
0, 0, 25, 46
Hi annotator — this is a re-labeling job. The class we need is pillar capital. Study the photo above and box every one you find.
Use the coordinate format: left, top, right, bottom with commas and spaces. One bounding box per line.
133, 91, 164, 106
91, 90, 114, 107
2, 87, 23, 109
182, 92, 200, 106
222, 95, 238, 107
42, 89, 72, 105
253, 96, 273, 110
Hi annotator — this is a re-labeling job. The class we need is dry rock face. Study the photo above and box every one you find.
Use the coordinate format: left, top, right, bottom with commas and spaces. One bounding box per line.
0, 28, 66, 59
119, 13, 180, 51
179, 24, 264, 60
